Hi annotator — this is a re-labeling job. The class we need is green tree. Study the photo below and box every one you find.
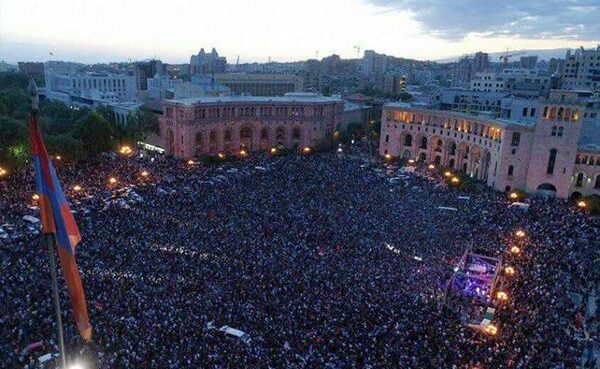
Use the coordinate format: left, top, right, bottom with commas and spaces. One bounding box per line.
0, 116, 29, 168
72, 111, 114, 156
45, 134, 87, 161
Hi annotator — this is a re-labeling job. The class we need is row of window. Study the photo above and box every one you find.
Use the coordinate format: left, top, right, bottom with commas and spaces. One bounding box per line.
542, 106, 580, 122
71, 78, 127, 90
386, 111, 503, 141
576, 155, 600, 166
574, 172, 600, 189
166, 106, 327, 119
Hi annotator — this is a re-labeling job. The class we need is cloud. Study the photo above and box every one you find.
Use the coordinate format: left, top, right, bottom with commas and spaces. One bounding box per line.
366, 0, 600, 40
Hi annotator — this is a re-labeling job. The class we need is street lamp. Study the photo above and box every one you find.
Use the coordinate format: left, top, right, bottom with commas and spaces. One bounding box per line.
444, 171, 452, 177
0, 167, 7, 177
504, 266, 515, 276
515, 230, 525, 238
32, 193, 40, 201
270, 147, 277, 155
140, 170, 149, 177
217, 152, 226, 159
451, 177, 460, 184
187, 160, 195, 165
509, 192, 518, 200
577, 200, 587, 209
73, 185, 82, 192
108, 177, 117, 185
510, 246, 521, 255
408, 159, 415, 164
428, 164, 435, 170
384, 153, 392, 161
240, 149, 248, 157
302, 147, 312, 154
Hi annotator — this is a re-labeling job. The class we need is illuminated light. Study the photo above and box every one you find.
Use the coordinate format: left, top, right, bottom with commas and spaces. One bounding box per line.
504, 266, 515, 276
510, 246, 521, 255
515, 230, 525, 238
302, 147, 312, 154
68, 362, 86, 369
428, 164, 435, 169
0, 167, 7, 176
337, 147, 343, 153
333, 131, 340, 138
32, 193, 40, 201
240, 149, 248, 157
187, 160, 195, 165
55, 155, 62, 161
577, 200, 587, 208
484, 324, 498, 336
119, 145, 133, 156
217, 152, 225, 159
140, 170, 149, 177
451, 177, 460, 184
73, 185, 82, 192
408, 159, 415, 164
496, 291, 508, 301
108, 177, 117, 185
351, 140, 355, 144
270, 147, 277, 154
509, 192, 518, 199
384, 154, 392, 160
444, 171, 452, 177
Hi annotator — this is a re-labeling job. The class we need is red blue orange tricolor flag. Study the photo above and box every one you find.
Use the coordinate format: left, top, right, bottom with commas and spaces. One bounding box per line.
28, 113, 92, 342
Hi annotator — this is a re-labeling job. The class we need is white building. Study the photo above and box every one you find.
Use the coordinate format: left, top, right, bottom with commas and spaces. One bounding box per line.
45, 71, 137, 103
471, 72, 505, 92
562, 45, 600, 92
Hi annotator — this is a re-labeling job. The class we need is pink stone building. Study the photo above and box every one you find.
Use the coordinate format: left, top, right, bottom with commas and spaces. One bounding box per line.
159, 94, 344, 158
379, 91, 600, 199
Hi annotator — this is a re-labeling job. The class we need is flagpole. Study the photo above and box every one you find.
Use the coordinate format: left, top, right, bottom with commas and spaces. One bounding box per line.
29, 79, 68, 369
47, 233, 68, 369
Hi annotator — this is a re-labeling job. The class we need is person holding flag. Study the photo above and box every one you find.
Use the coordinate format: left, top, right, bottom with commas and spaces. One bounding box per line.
27, 79, 92, 366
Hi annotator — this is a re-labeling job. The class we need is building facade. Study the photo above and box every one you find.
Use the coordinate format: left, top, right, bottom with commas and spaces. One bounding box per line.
190, 48, 227, 75
159, 93, 344, 158
214, 73, 302, 96
562, 45, 600, 92
45, 71, 137, 103
379, 90, 600, 199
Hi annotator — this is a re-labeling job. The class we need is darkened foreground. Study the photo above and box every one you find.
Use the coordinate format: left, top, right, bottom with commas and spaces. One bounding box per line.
2, 150, 599, 368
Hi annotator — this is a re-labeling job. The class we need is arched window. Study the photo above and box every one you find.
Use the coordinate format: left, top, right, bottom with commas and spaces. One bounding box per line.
420, 137, 427, 149
209, 131, 217, 144
508, 165, 514, 176
292, 127, 301, 140
261, 128, 269, 139
276, 127, 285, 141
404, 134, 412, 147
557, 107, 564, 119
595, 175, 600, 189
575, 173, 584, 187
194, 132, 203, 155
435, 139, 442, 152
448, 158, 455, 169
240, 127, 252, 139
450, 143, 456, 156
385, 134, 389, 143
224, 130, 232, 142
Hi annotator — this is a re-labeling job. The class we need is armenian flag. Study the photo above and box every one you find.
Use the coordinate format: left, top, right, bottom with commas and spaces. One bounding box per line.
28, 113, 92, 342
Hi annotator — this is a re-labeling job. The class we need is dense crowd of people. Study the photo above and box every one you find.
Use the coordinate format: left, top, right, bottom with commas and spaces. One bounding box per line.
1, 145, 599, 368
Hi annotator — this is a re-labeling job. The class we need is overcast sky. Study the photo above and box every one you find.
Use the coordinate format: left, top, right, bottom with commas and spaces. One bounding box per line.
1, 0, 598, 64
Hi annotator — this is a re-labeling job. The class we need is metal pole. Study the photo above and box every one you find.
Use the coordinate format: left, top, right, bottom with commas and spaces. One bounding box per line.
46, 233, 67, 369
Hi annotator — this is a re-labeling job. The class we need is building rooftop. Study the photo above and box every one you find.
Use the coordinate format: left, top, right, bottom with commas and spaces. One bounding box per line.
384, 102, 536, 129
165, 93, 342, 106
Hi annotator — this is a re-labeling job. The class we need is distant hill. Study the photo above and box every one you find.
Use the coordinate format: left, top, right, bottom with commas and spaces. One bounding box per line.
436, 48, 571, 63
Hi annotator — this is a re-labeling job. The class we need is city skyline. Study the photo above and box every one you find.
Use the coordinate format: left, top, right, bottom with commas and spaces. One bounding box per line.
1, 0, 599, 64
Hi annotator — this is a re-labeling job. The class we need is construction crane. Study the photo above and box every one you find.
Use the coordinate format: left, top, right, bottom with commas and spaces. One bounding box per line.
499, 49, 527, 67
353, 45, 361, 59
